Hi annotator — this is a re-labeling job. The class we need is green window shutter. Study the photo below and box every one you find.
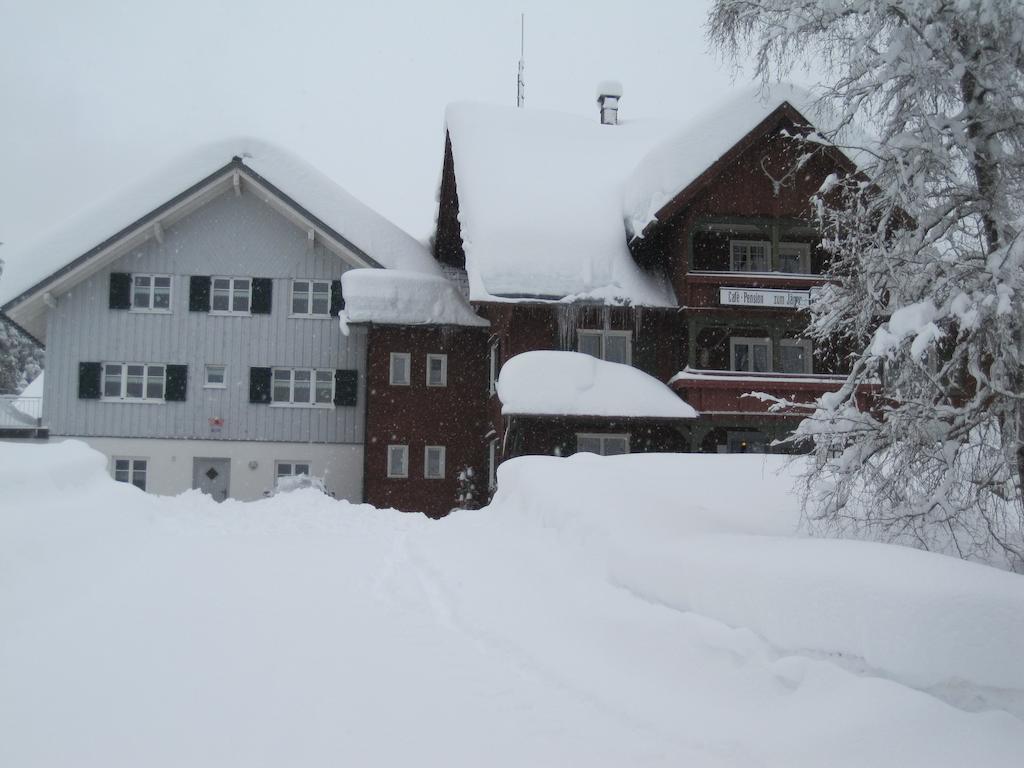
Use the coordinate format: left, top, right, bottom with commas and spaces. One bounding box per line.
251, 278, 273, 314
78, 362, 102, 399
109, 273, 132, 309
189, 276, 211, 312
165, 365, 188, 401
249, 367, 272, 404
334, 369, 358, 406
330, 279, 344, 316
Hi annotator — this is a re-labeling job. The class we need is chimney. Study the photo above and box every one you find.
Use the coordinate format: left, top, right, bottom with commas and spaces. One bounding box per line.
596, 80, 623, 125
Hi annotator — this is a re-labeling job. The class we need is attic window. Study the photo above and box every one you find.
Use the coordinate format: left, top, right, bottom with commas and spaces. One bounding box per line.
131, 275, 172, 312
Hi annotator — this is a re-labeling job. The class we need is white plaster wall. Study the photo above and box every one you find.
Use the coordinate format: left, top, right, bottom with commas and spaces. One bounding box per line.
52, 437, 363, 502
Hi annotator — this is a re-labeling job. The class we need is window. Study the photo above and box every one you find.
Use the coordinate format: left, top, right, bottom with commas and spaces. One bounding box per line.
730, 240, 771, 272
131, 275, 172, 311
102, 363, 165, 401
488, 438, 499, 490
390, 353, 411, 386
426, 354, 448, 387
271, 368, 334, 406
727, 431, 768, 453
780, 339, 813, 374
424, 446, 446, 479
730, 337, 772, 373
275, 461, 312, 479
387, 445, 409, 478
488, 340, 501, 395
113, 458, 147, 490
576, 434, 630, 456
211, 277, 251, 313
291, 279, 331, 317
204, 364, 227, 388
577, 330, 632, 365
777, 242, 810, 274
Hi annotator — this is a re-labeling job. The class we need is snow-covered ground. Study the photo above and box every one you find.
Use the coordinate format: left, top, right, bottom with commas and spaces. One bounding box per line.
2, 441, 1022, 767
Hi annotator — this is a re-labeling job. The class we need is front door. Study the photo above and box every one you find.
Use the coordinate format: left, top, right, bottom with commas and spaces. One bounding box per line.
193, 457, 231, 502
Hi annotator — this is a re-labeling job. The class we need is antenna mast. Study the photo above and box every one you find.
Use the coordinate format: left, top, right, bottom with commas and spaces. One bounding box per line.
516, 13, 525, 108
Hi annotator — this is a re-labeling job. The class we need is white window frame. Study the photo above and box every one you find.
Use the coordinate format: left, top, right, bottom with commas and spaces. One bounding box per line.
112, 457, 148, 490
426, 354, 448, 387
729, 337, 773, 373
575, 433, 630, 456
423, 445, 446, 479
275, 460, 312, 479
576, 329, 633, 365
289, 279, 332, 318
204, 364, 227, 389
488, 340, 500, 396
270, 367, 335, 407
387, 444, 409, 478
210, 276, 253, 315
389, 353, 411, 386
730, 239, 772, 273
129, 274, 173, 313
779, 338, 813, 374
101, 362, 167, 402
776, 242, 811, 274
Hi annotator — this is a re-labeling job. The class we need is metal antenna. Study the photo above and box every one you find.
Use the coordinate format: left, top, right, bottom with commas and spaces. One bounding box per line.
516, 13, 525, 108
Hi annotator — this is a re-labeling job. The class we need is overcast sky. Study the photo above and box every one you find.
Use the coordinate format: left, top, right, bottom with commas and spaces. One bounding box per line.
1, 0, 761, 273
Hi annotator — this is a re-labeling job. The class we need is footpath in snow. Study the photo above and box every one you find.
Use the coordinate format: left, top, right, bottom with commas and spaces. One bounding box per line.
1, 441, 1022, 767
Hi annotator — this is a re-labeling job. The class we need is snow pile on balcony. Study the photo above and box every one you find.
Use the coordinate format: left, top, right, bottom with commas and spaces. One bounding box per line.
624, 84, 840, 239
338, 268, 488, 329
497, 351, 697, 418
0, 138, 436, 307
444, 102, 678, 306
2, 441, 1023, 766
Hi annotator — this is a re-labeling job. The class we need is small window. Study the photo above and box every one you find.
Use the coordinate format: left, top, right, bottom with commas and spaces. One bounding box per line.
102, 362, 166, 401
577, 330, 632, 365
204, 365, 227, 388
390, 353, 411, 386
424, 445, 446, 479
131, 274, 172, 312
113, 458, 147, 490
211, 277, 252, 314
780, 339, 813, 374
488, 438, 498, 490
730, 337, 772, 373
291, 279, 332, 317
730, 240, 771, 272
777, 242, 810, 274
426, 354, 448, 387
575, 434, 630, 457
488, 340, 501, 396
275, 461, 312, 479
387, 445, 409, 478
271, 368, 334, 406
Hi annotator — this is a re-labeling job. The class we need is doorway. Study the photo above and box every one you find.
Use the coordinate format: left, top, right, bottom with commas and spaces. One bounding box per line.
193, 457, 231, 502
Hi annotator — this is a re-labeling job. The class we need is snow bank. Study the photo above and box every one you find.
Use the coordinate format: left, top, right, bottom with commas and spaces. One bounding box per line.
339, 268, 488, 328
0, 138, 435, 306
624, 84, 838, 239
444, 102, 678, 305
3, 441, 1023, 767
496, 350, 697, 418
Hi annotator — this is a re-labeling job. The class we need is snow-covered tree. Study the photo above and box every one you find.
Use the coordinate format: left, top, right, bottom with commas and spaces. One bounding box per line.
708, 0, 1024, 569
0, 258, 44, 394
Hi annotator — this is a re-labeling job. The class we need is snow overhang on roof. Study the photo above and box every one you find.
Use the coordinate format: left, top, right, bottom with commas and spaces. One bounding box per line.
338, 269, 489, 329
0, 139, 437, 342
497, 351, 697, 419
624, 84, 854, 241
443, 102, 680, 307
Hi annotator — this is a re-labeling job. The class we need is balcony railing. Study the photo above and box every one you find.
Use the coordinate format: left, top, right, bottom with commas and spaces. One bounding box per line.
669, 367, 847, 417
0, 395, 44, 430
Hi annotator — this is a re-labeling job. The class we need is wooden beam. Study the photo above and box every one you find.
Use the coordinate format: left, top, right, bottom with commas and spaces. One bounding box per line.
233, 171, 242, 197
153, 221, 164, 244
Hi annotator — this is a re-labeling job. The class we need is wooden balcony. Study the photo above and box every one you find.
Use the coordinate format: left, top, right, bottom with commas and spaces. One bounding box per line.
669, 367, 846, 417
683, 271, 828, 312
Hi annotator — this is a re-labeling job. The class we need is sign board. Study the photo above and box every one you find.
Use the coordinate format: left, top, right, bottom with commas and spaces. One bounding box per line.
719, 286, 813, 309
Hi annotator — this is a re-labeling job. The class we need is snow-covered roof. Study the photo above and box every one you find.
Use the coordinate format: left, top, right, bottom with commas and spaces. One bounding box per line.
444, 103, 679, 306
339, 269, 488, 328
0, 138, 437, 308
497, 351, 697, 419
624, 84, 840, 239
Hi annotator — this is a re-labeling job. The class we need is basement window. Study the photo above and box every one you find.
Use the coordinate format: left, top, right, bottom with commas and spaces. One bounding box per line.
576, 433, 629, 456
